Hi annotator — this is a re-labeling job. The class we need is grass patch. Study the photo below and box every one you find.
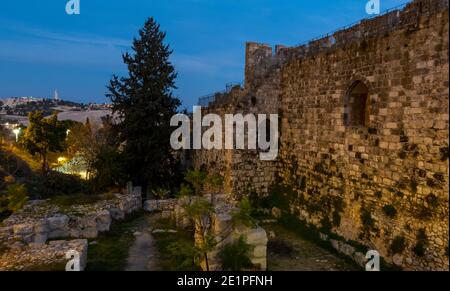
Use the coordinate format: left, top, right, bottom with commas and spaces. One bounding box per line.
50, 192, 116, 208
152, 218, 200, 271
267, 238, 296, 257
51, 195, 101, 207
86, 212, 145, 271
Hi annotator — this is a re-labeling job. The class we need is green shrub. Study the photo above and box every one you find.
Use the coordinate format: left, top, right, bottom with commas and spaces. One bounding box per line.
390, 236, 406, 254
415, 205, 433, 220
232, 197, 257, 228
219, 236, 254, 271
426, 193, 439, 207
360, 209, 375, 229
151, 187, 170, 200
184, 170, 206, 196
0, 183, 28, 214
262, 184, 293, 211
320, 216, 332, 233
413, 229, 427, 257
382, 205, 397, 218
205, 172, 223, 194
166, 241, 201, 271
27, 172, 87, 199
332, 211, 341, 227
178, 183, 193, 198
375, 191, 382, 198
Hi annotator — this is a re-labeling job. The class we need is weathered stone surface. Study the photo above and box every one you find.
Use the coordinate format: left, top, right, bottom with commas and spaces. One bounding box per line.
143, 199, 178, 213
393, 254, 404, 266
213, 213, 232, 235
109, 208, 125, 220
253, 245, 267, 258
48, 230, 70, 239
0, 239, 88, 271
1, 193, 142, 245
47, 215, 69, 230
13, 224, 34, 236
353, 252, 367, 268
95, 210, 112, 232
144, 200, 158, 212
245, 227, 268, 246
34, 221, 50, 234
191, 0, 449, 271
0, 190, 142, 271
80, 228, 98, 239
33, 233, 48, 245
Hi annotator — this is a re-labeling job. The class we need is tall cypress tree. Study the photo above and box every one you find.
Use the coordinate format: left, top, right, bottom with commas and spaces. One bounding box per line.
107, 17, 180, 190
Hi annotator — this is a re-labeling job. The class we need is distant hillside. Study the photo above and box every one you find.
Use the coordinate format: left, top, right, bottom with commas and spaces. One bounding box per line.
1, 98, 87, 117
0, 98, 114, 126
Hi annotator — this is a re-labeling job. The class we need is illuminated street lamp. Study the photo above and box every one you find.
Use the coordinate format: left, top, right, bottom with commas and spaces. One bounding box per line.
12, 128, 21, 142
57, 157, 67, 163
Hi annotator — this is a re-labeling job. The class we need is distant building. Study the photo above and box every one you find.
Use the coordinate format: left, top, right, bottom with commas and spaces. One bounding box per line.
54, 89, 60, 101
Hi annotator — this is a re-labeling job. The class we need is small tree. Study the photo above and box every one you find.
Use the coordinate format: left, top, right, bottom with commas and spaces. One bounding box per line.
66, 119, 95, 177
19, 111, 66, 172
183, 199, 216, 271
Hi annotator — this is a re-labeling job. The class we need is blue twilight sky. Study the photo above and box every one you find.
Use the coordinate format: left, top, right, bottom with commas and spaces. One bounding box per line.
0, 0, 409, 109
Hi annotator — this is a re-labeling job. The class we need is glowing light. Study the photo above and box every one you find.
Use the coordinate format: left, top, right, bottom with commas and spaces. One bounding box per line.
57, 157, 67, 163
12, 128, 21, 142
78, 171, 88, 179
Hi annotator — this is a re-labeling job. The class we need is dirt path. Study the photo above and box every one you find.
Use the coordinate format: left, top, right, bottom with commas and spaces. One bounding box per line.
124, 216, 158, 271
265, 224, 360, 271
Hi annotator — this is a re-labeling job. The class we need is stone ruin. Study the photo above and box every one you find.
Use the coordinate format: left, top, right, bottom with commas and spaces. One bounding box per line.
0, 188, 142, 271
144, 194, 268, 271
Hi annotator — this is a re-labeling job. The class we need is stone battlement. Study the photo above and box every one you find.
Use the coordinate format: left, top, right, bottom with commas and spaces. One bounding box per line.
244, 0, 449, 90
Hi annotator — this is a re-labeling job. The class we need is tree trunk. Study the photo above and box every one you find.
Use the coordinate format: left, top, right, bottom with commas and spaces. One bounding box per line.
41, 153, 48, 173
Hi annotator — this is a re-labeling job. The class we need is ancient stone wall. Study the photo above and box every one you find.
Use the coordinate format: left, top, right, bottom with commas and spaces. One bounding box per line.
191, 0, 449, 270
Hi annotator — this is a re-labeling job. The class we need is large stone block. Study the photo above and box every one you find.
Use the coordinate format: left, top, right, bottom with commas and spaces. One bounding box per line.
245, 227, 268, 246
33, 233, 48, 245
213, 213, 232, 236
144, 200, 158, 212
81, 228, 98, 239
252, 245, 267, 259
251, 257, 267, 271
109, 208, 125, 220
95, 210, 112, 232
34, 221, 50, 234
48, 230, 70, 239
48, 215, 69, 231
